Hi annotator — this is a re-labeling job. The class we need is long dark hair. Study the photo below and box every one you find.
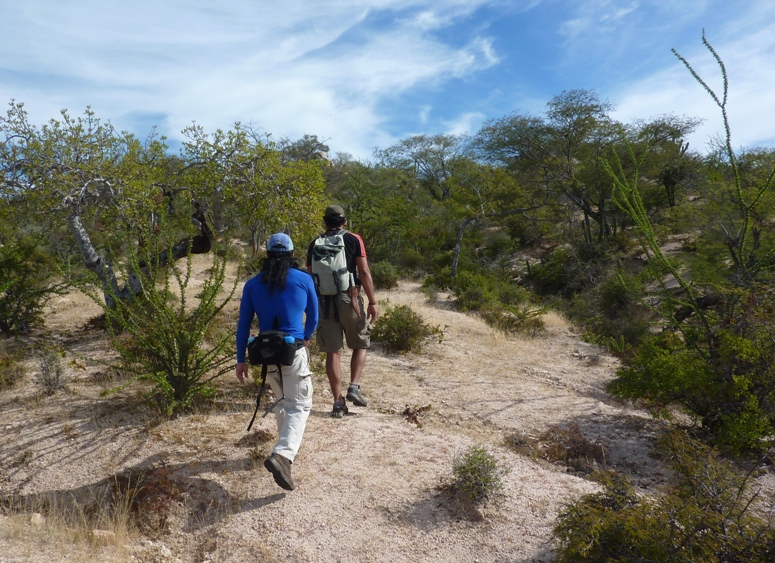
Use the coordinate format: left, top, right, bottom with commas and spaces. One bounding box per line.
261, 252, 299, 292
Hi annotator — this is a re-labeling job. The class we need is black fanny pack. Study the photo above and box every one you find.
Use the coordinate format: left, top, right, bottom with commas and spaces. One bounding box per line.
247, 330, 301, 367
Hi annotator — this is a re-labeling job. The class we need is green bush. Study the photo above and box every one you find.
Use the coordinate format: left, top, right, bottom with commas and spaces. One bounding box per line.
371, 304, 442, 353
0, 237, 65, 336
480, 305, 545, 337
87, 243, 237, 415
423, 267, 453, 292
34, 344, 66, 395
452, 269, 545, 335
553, 430, 775, 562
451, 445, 507, 505
370, 261, 399, 290
609, 316, 775, 453
527, 246, 605, 298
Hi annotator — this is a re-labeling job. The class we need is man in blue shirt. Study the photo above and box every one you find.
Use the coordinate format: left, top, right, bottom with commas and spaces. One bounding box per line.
236, 233, 318, 491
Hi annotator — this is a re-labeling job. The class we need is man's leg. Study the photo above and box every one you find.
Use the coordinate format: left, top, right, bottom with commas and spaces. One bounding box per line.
325, 350, 343, 401
350, 348, 367, 385
264, 349, 313, 491
268, 350, 313, 462
341, 292, 370, 407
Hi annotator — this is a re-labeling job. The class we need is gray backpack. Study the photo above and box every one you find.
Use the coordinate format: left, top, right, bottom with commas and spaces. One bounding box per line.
310, 230, 352, 295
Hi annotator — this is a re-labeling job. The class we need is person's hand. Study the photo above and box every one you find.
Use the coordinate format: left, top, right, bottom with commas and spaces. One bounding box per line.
367, 302, 378, 323
236, 362, 250, 384
303, 340, 310, 347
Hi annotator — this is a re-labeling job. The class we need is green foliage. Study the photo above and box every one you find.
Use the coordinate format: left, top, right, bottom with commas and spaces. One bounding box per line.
527, 247, 593, 298
86, 241, 237, 415
0, 237, 65, 336
602, 36, 775, 453
479, 305, 545, 337
553, 430, 775, 562
370, 261, 399, 290
610, 290, 775, 452
451, 445, 507, 505
566, 269, 651, 354
452, 269, 546, 335
181, 123, 326, 258
371, 304, 442, 353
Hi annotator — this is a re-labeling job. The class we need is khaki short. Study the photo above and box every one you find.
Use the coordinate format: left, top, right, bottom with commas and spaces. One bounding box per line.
316, 292, 371, 353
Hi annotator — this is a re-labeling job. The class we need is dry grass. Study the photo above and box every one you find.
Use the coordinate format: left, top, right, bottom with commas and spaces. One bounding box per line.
1, 482, 138, 562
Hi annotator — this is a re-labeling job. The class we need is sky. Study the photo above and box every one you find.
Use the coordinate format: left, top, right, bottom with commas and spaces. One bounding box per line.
1, 0, 774, 161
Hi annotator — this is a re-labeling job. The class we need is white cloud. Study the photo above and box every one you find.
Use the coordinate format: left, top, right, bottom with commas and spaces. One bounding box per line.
0, 0, 502, 159
443, 111, 486, 136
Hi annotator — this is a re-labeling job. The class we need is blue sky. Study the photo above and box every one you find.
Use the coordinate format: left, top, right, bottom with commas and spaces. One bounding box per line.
2, 1, 774, 160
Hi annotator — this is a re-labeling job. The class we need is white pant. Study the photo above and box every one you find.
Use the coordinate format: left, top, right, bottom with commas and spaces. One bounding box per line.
266, 347, 313, 462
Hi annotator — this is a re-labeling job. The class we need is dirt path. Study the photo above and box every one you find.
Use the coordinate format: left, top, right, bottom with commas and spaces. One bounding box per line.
1, 258, 667, 562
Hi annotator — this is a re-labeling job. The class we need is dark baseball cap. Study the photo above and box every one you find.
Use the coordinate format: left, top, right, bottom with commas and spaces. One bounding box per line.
324, 205, 346, 221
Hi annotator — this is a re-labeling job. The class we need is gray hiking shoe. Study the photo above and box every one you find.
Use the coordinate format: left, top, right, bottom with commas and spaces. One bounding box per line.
264, 453, 295, 491
331, 397, 349, 418
346, 384, 368, 407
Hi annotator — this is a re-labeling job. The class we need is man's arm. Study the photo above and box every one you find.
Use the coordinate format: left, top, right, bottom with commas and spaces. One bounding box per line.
356, 255, 378, 323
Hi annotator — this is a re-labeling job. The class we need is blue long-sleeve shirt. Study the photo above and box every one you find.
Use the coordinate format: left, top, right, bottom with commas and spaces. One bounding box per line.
236, 268, 318, 363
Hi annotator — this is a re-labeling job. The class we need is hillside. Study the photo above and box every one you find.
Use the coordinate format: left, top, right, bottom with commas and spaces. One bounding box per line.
0, 256, 717, 562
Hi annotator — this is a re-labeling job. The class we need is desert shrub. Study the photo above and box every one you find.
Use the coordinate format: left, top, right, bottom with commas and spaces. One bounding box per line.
0, 341, 25, 389
526, 247, 583, 297
597, 271, 643, 317
34, 344, 66, 395
567, 270, 651, 355
453, 270, 546, 336
453, 270, 502, 312
0, 237, 66, 336
370, 261, 399, 290
602, 37, 775, 453
87, 244, 237, 415
398, 248, 425, 271
480, 304, 545, 337
609, 316, 775, 453
506, 423, 606, 475
451, 445, 507, 505
553, 430, 775, 562
371, 304, 442, 353
423, 266, 453, 292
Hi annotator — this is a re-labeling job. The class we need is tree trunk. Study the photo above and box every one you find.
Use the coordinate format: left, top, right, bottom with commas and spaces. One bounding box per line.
68, 206, 213, 308
452, 217, 477, 281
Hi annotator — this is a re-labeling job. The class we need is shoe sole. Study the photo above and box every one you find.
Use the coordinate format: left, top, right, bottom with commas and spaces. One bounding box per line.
346, 392, 367, 407
264, 457, 295, 490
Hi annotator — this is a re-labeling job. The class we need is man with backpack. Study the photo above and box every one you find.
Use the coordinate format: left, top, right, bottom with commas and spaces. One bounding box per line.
307, 205, 378, 418
236, 232, 318, 491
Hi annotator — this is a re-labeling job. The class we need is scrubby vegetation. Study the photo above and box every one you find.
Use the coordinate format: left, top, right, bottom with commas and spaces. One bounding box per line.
370, 303, 442, 353
451, 445, 507, 506
553, 430, 775, 562
1, 33, 774, 561
83, 236, 238, 415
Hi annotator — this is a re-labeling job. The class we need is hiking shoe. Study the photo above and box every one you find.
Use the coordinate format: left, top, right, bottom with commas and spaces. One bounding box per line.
264, 453, 295, 491
346, 384, 368, 407
331, 398, 349, 418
